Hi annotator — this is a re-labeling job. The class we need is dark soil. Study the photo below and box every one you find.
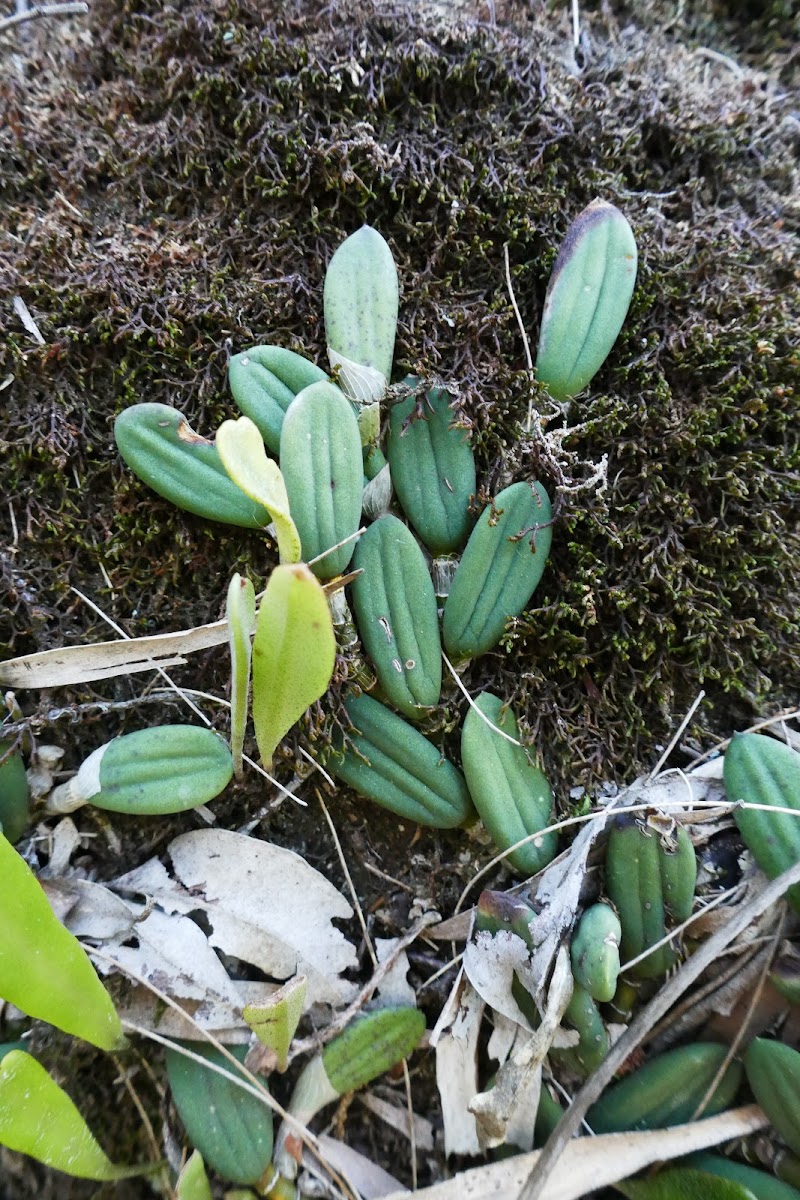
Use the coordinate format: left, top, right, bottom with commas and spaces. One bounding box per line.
0, 0, 798, 1195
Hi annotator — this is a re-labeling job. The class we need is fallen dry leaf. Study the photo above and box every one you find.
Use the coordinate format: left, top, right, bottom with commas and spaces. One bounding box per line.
379, 1105, 768, 1200
112, 828, 358, 1006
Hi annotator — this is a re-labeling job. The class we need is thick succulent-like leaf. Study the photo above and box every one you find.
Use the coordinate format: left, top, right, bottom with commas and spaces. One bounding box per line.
166, 1043, 274, 1186
47, 726, 234, 816
228, 344, 329, 455
0, 739, 29, 843
535, 200, 637, 402
114, 403, 270, 528
324, 225, 399, 403
615, 1167, 756, 1200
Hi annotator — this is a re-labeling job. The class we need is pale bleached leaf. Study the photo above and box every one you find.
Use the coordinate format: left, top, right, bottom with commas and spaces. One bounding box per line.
486, 1012, 523, 1067
431, 971, 483, 1157
106, 903, 243, 1005
374, 938, 416, 1008
359, 1095, 435, 1152
310, 1134, 407, 1199
110, 856, 197, 913
463, 930, 535, 1029
41, 818, 82, 876
0, 619, 228, 688
166, 829, 357, 1005
43, 878, 138, 941
327, 348, 387, 405
469, 947, 573, 1150
379, 1105, 769, 1200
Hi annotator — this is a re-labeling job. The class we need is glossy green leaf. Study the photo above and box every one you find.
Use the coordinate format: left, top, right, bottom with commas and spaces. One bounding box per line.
0, 834, 124, 1051
0, 1051, 144, 1180
0, 740, 30, 843
243, 975, 307, 1073
227, 574, 256, 781
687, 1155, 800, 1200
615, 1167, 756, 1200
166, 1043, 274, 1186
251, 564, 336, 769
177, 1150, 213, 1200
216, 417, 301, 565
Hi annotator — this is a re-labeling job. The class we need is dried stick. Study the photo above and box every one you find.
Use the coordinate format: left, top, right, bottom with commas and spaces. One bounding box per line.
0, 2, 87, 33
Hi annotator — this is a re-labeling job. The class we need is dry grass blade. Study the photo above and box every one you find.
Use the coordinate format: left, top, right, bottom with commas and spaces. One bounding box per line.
379, 1106, 767, 1200
0, 619, 229, 687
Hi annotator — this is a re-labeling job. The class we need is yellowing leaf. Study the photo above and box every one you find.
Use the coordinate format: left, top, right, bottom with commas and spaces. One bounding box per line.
0, 834, 124, 1051
243, 975, 307, 1072
227, 573, 256, 780
216, 417, 301, 564
252, 564, 335, 769
176, 1150, 213, 1200
0, 1052, 145, 1180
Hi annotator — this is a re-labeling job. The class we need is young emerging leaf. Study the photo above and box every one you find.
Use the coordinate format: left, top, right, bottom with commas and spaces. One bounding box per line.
166, 1043, 274, 1187
216, 416, 302, 565
324, 225, 399, 404
228, 345, 329, 455
570, 902, 622, 1003
0, 1051, 144, 1179
114, 403, 271, 528
243, 975, 308, 1073
227, 573, 257, 781
535, 200, 637, 402
251, 564, 336, 769
47, 725, 234, 816
176, 1150, 213, 1200
0, 836, 124, 1051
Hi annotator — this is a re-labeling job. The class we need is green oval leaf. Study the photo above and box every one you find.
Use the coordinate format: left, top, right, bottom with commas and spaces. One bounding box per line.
0, 835, 124, 1051
114, 403, 270, 529
0, 1051, 144, 1180
324, 225, 398, 403
166, 1043, 273, 1186
0, 739, 30, 844
48, 726, 234, 816
252, 564, 336, 769
535, 200, 637, 402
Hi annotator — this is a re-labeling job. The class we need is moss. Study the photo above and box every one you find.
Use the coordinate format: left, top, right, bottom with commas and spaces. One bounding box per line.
0, 0, 798, 1188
